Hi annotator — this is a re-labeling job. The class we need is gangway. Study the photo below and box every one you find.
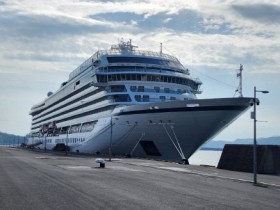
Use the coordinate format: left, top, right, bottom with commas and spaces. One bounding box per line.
26, 141, 43, 149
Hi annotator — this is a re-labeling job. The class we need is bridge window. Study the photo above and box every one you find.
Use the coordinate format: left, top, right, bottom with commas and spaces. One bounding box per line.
135, 95, 141, 102
154, 86, 160, 92
138, 86, 144, 92
81, 122, 95, 132
96, 73, 198, 92
111, 85, 126, 92
69, 124, 81, 134
143, 95, 149, 102
160, 96, 166, 101
112, 94, 131, 102
130, 86, 137, 92
60, 126, 70, 134
164, 88, 170, 93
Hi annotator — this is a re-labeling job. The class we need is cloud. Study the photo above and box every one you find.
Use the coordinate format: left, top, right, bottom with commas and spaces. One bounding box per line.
0, 11, 125, 40
89, 12, 143, 26
1, 1, 280, 76
89, 9, 233, 34
0, 0, 279, 139
232, 4, 280, 24
143, 10, 204, 33
3, 53, 79, 62
80, 0, 129, 2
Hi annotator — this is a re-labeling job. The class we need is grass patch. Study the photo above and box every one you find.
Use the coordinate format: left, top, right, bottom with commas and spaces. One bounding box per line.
253, 183, 268, 188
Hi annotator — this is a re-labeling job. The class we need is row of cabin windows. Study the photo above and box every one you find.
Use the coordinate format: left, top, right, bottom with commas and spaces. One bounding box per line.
31, 121, 97, 137
32, 96, 108, 126
32, 83, 99, 117
31, 138, 86, 144
130, 86, 190, 94
104, 85, 190, 95
60, 121, 97, 134
55, 138, 86, 144
107, 92, 180, 103
134, 95, 176, 102
33, 88, 104, 121
97, 74, 199, 90
32, 105, 112, 129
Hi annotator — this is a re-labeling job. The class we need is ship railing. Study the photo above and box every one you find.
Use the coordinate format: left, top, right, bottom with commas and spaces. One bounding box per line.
193, 77, 202, 84
31, 102, 45, 109
96, 65, 186, 74
194, 90, 203, 94
96, 49, 180, 62
68, 48, 192, 82
68, 48, 184, 81
96, 69, 198, 85
96, 67, 174, 75
69, 60, 94, 80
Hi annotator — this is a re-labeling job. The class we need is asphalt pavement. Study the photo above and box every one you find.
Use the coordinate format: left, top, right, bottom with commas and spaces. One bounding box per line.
0, 147, 279, 210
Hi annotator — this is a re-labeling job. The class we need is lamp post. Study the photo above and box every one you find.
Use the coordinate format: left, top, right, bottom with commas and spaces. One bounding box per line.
253, 86, 269, 185
44, 135, 47, 152
109, 115, 113, 161
66, 128, 69, 155
109, 116, 119, 161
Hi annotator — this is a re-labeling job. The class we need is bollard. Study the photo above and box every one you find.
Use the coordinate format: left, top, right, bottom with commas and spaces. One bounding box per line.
95, 158, 105, 168
181, 158, 189, 165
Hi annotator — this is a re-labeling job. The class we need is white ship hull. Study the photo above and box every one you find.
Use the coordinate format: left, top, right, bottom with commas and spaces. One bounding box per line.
29, 97, 252, 161
28, 40, 252, 162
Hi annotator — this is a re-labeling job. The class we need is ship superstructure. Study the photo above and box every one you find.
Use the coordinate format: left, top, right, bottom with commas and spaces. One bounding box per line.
28, 40, 252, 162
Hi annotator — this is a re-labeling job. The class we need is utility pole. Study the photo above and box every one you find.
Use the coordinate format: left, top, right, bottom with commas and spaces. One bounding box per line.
252, 86, 269, 185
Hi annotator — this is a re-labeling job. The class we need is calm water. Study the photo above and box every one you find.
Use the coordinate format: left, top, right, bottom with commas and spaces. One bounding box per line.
189, 150, 222, 167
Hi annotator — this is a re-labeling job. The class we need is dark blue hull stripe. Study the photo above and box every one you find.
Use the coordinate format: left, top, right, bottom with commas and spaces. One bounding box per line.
116, 105, 248, 116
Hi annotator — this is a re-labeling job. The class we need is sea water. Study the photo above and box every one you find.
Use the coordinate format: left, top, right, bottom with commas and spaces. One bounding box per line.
189, 150, 222, 167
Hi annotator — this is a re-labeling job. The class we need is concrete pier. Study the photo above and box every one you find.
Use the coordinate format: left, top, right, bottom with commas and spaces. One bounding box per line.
218, 144, 280, 175
0, 147, 279, 210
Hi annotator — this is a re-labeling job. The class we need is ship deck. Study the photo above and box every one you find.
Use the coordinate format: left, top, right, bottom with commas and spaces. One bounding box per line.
1, 147, 279, 209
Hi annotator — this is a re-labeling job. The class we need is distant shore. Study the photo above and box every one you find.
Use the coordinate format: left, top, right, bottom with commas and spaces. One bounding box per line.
200, 147, 223, 151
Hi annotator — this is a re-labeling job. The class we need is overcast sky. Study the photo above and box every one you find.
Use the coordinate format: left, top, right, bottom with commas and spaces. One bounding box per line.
0, 0, 279, 141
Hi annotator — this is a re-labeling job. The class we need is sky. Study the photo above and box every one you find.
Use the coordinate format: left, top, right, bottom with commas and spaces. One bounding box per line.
0, 0, 279, 141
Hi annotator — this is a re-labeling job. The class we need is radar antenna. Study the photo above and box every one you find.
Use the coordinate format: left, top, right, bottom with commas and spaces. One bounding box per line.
235, 64, 243, 97
111, 39, 138, 51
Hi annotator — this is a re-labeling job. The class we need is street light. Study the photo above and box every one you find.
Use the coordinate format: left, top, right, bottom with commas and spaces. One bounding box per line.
109, 116, 119, 161
44, 135, 47, 152
66, 127, 69, 155
109, 115, 113, 161
252, 86, 269, 185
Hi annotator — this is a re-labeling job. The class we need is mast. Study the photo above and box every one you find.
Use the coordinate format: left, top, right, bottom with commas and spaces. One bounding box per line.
236, 64, 243, 97
160, 43, 163, 54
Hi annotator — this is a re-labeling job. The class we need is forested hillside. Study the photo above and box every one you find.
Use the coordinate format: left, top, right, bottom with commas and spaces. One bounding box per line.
0, 131, 26, 146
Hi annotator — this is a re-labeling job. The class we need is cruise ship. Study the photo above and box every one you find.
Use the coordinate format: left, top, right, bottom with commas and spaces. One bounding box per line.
27, 40, 252, 162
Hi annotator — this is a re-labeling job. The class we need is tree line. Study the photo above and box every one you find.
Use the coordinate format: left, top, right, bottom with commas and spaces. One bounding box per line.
0, 131, 26, 146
